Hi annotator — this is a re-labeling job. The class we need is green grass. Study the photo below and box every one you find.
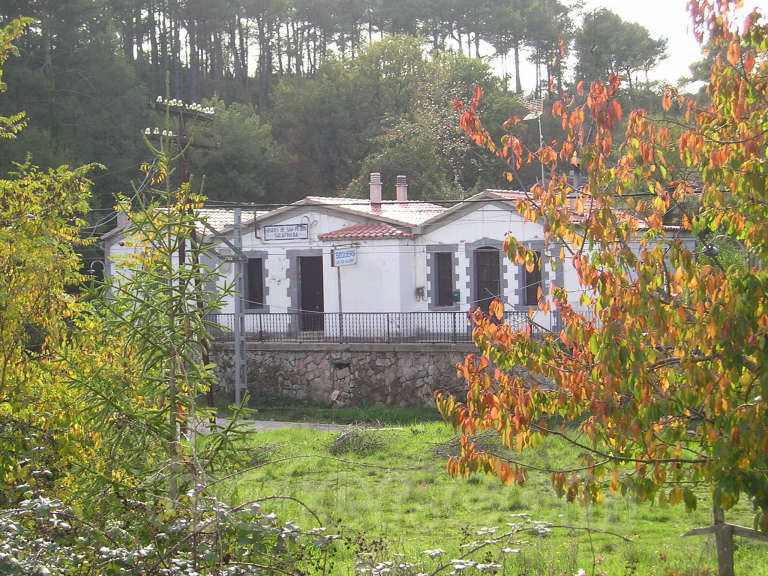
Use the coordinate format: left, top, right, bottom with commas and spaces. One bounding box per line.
210, 393, 441, 425
214, 420, 768, 576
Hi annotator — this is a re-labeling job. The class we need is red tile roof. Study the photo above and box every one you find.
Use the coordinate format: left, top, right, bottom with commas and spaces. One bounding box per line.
318, 223, 413, 241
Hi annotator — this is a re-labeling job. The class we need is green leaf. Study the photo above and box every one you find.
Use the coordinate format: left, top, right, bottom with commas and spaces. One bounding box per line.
589, 334, 600, 357
683, 487, 697, 511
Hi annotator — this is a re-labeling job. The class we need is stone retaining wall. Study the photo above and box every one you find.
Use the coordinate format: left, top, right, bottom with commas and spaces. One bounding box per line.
211, 342, 473, 407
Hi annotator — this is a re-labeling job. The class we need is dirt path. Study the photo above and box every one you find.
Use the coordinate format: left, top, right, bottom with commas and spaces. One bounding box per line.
212, 418, 350, 433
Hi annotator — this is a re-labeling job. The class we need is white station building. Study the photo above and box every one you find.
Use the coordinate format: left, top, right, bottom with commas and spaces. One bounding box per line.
103, 173, 689, 340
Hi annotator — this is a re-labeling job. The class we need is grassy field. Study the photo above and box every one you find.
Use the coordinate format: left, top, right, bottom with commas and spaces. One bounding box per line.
213, 416, 768, 576
212, 394, 442, 424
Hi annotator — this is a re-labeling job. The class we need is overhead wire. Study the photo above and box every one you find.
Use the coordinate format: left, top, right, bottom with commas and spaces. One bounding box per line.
81, 159, 157, 238
198, 189, 682, 210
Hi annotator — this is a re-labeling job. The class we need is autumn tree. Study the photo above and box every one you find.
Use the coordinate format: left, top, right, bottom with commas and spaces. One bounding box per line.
440, 2, 767, 574
574, 8, 667, 89
0, 28, 334, 571
0, 18, 103, 506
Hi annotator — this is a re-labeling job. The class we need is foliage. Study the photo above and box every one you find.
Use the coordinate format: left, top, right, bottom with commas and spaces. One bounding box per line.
0, 7, 151, 210
440, 0, 768, 564
0, 0, 675, 210
344, 49, 505, 199
272, 58, 372, 195
76, 125, 257, 509
523, 0, 573, 96
188, 97, 289, 202
0, 30, 336, 572
574, 9, 667, 88
0, 138, 337, 576
0, 157, 99, 506
0, 492, 336, 575
0, 18, 29, 140
0, 18, 102, 501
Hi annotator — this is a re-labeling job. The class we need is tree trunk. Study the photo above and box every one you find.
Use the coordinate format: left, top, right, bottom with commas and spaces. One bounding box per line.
513, 40, 522, 94
135, 4, 143, 61
237, 15, 248, 94
188, 17, 200, 102
160, 0, 168, 74
293, 20, 302, 76
306, 27, 314, 75
171, 0, 181, 96
274, 20, 282, 75
257, 16, 267, 105
122, 17, 134, 62
149, 1, 159, 67
713, 507, 735, 576
229, 18, 242, 83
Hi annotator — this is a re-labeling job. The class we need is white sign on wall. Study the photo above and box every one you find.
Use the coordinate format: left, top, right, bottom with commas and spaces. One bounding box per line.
332, 247, 357, 267
263, 223, 309, 241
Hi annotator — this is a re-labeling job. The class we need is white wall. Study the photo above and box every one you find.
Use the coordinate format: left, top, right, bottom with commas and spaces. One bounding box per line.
421, 202, 592, 330
105, 201, 693, 336
327, 239, 418, 313
216, 208, 361, 314
423, 202, 549, 309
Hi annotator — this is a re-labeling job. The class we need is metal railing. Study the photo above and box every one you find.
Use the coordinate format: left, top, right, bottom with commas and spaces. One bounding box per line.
205, 310, 559, 344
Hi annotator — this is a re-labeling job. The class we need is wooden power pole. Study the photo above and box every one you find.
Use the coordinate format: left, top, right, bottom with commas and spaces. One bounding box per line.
148, 92, 217, 410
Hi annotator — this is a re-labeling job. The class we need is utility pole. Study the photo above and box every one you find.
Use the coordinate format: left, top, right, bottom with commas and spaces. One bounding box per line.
515, 93, 545, 186
233, 208, 247, 405
147, 92, 217, 409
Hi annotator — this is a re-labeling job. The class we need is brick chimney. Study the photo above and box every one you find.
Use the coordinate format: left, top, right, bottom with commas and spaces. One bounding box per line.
396, 175, 408, 202
116, 206, 130, 229
369, 172, 382, 209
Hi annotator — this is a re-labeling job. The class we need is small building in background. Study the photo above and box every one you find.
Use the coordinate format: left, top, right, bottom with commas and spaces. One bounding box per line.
103, 172, 690, 339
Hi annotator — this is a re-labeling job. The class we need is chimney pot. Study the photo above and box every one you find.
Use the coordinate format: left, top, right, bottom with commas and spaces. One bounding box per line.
369, 172, 382, 208
396, 175, 408, 202
117, 208, 129, 229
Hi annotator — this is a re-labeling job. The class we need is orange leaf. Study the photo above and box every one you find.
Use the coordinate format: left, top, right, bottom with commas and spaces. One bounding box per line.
727, 41, 741, 67
743, 50, 755, 73
489, 300, 504, 321
612, 99, 622, 121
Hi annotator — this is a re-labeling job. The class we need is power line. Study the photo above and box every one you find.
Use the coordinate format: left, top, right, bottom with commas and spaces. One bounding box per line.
81, 159, 158, 238
198, 190, 679, 210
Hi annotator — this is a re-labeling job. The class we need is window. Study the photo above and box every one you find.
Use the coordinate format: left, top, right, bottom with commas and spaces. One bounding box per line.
434, 252, 454, 307
524, 251, 542, 306
246, 258, 264, 309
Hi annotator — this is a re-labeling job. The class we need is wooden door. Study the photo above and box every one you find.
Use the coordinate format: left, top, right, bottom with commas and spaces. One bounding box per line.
299, 256, 324, 331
